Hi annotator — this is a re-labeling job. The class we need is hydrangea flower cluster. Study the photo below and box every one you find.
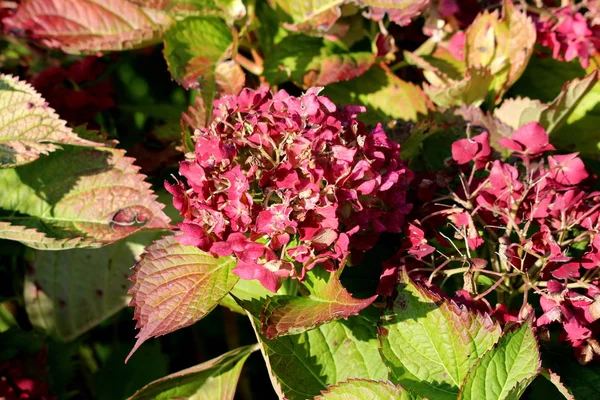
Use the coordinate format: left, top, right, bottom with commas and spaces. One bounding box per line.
388, 122, 600, 362
167, 87, 413, 292
535, 6, 600, 69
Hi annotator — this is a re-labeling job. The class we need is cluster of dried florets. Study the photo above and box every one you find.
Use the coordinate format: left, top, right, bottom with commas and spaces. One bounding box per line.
167, 87, 413, 292
387, 122, 600, 362
535, 5, 600, 69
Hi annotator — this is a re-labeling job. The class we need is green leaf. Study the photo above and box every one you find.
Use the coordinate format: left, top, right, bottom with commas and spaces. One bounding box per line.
424, 68, 493, 108
220, 278, 274, 314
553, 74, 600, 158
379, 271, 502, 400
163, 16, 233, 90
508, 57, 585, 103
23, 231, 161, 341
127, 235, 239, 361
3, 0, 173, 54
542, 346, 600, 399
260, 270, 377, 338
0, 144, 170, 249
0, 74, 101, 167
128, 0, 246, 19
539, 369, 575, 400
246, 308, 387, 400
360, 0, 428, 25
324, 66, 431, 124
263, 35, 375, 88
315, 379, 422, 400
495, 71, 599, 135
458, 320, 541, 400
128, 344, 257, 400
270, 0, 342, 25
464, 2, 536, 103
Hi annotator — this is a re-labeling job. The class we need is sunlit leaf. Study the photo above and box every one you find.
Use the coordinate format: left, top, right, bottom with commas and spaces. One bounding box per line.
315, 379, 422, 400
495, 71, 599, 134
245, 303, 387, 400
539, 369, 575, 400
0, 74, 100, 167
263, 35, 375, 88
553, 75, 600, 158
23, 231, 162, 341
424, 69, 493, 108
0, 144, 170, 249
127, 235, 238, 361
465, 0, 536, 103
325, 65, 432, 124
361, 0, 429, 26
163, 16, 233, 89
379, 270, 502, 400
260, 270, 377, 338
457, 320, 541, 399
129, 344, 257, 400
128, 0, 246, 19
215, 60, 246, 96
270, 0, 343, 25
3, 0, 173, 54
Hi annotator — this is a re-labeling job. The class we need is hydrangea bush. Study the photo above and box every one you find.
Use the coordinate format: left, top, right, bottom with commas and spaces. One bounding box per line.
0, 0, 599, 399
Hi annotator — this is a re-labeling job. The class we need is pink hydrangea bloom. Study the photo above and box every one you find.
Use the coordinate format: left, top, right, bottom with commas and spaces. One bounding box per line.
168, 87, 413, 291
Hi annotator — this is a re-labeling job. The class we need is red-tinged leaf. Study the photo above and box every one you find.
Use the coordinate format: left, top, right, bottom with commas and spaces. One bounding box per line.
128, 0, 246, 19
0, 142, 170, 249
3, 0, 173, 54
162, 16, 234, 90
127, 235, 239, 362
0, 222, 99, 250
244, 303, 388, 400
379, 270, 502, 400
0, 74, 101, 167
540, 369, 575, 400
263, 35, 375, 88
315, 379, 422, 400
259, 270, 377, 338
270, 0, 343, 25
464, 0, 536, 103
129, 344, 257, 400
493, 97, 544, 130
423, 68, 493, 108
325, 65, 432, 124
215, 60, 245, 96
361, 0, 429, 26
495, 71, 599, 135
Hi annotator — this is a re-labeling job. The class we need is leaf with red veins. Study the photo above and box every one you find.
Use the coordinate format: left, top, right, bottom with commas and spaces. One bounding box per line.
3, 0, 173, 54
127, 235, 238, 361
0, 74, 101, 167
361, 0, 429, 26
214, 60, 246, 96
260, 271, 377, 338
128, 0, 246, 19
0, 143, 170, 248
